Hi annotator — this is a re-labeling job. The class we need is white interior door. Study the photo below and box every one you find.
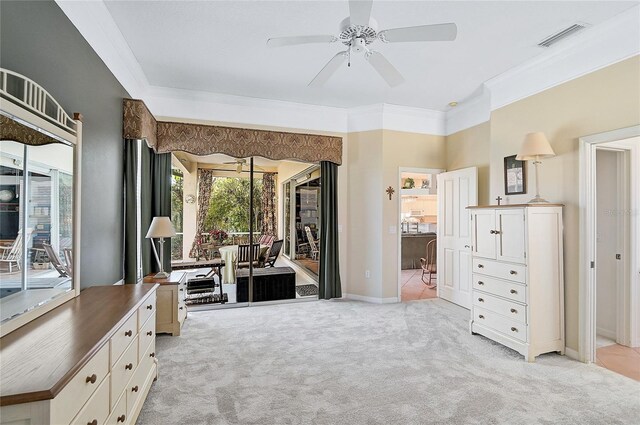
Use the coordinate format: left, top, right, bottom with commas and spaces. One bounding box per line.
437, 167, 478, 309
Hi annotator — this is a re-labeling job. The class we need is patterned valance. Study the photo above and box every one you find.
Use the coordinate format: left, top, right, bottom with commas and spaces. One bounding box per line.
122, 99, 342, 165
122, 98, 157, 148
0, 114, 60, 146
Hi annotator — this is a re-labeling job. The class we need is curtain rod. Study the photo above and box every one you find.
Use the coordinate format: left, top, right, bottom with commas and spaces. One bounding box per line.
203, 167, 270, 174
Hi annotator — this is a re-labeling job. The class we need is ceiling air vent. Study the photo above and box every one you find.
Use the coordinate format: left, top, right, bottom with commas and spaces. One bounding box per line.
538, 23, 587, 47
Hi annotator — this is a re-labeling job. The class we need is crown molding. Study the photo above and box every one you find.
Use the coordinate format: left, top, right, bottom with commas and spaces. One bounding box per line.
147, 86, 349, 134
486, 5, 640, 111
445, 86, 491, 135
383, 104, 446, 136
55, 0, 148, 99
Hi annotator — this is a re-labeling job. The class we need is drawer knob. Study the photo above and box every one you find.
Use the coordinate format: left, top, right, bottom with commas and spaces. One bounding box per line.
179, 288, 184, 291
510, 289, 518, 294
478, 315, 485, 319
125, 330, 133, 337
125, 363, 133, 371
85, 374, 97, 384
147, 330, 153, 336
132, 385, 139, 392
477, 281, 484, 285
477, 298, 484, 302
88, 420, 98, 425
510, 270, 517, 275
477, 264, 484, 269
510, 308, 517, 314
489, 230, 496, 234
511, 327, 518, 332
179, 306, 184, 310
147, 304, 153, 310
117, 415, 126, 423
150, 352, 156, 358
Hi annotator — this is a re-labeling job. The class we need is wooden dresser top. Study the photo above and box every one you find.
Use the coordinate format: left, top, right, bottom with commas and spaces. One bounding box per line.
0, 284, 157, 406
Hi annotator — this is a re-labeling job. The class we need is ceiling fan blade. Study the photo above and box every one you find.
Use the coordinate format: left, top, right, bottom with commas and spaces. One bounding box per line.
267, 35, 337, 47
365, 51, 404, 87
308, 51, 348, 87
379, 23, 457, 43
349, 0, 373, 26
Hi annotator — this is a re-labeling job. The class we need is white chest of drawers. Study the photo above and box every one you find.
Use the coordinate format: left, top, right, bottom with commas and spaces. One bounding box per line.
468, 205, 565, 362
0, 284, 159, 425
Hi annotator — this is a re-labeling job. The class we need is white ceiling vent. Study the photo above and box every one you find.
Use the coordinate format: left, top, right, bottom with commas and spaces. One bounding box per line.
538, 23, 588, 47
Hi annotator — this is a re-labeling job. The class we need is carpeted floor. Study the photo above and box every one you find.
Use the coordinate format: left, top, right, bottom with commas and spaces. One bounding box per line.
138, 299, 640, 425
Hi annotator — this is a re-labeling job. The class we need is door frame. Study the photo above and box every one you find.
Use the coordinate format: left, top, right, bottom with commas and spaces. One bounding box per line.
397, 167, 444, 301
578, 125, 639, 362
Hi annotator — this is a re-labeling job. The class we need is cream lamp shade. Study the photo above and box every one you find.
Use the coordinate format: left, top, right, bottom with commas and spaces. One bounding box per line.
145, 217, 176, 238
516, 132, 555, 160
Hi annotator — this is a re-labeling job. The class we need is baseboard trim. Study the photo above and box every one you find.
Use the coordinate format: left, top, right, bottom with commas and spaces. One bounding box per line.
596, 327, 616, 340
343, 293, 399, 304
564, 346, 580, 361
113, 279, 125, 286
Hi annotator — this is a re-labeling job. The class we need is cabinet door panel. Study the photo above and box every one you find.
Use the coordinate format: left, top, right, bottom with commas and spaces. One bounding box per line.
497, 209, 526, 264
472, 210, 496, 259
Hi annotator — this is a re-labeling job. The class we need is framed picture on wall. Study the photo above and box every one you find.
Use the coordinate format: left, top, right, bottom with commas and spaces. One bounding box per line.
504, 155, 526, 195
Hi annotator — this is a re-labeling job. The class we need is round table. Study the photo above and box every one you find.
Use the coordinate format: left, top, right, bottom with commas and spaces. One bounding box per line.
218, 245, 270, 284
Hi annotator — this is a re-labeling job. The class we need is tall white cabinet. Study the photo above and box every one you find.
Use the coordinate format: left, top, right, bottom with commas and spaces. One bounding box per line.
468, 204, 565, 362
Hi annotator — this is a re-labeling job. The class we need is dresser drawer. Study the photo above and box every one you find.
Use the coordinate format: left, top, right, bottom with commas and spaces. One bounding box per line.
473, 258, 526, 283
111, 336, 138, 409
473, 292, 526, 324
473, 274, 526, 303
110, 313, 138, 366
138, 291, 156, 331
473, 307, 527, 343
138, 313, 155, 363
127, 342, 156, 418
105, 391, 128, 425
70, 375, 110, 425
50, 343, 109, 424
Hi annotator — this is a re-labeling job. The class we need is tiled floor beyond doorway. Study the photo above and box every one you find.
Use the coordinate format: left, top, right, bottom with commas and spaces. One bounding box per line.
595, 335, 640, 381
401, 268, 437, 301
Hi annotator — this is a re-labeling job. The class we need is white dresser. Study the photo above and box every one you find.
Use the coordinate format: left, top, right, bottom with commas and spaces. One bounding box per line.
0, 285, 159, 425
468, 204, 565, 362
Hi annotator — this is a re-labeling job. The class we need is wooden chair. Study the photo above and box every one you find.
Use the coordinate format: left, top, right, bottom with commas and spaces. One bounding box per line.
420, 238, 437, 288
0, 228, 32, 273
235, 243, 261, 273
304, 226, 320, 261
43, 243, 72, 277
258, 234, 275, 246
263, 239, 284, 268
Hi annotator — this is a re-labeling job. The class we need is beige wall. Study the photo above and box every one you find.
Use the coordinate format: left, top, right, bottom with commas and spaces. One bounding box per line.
446, 121, 491, 206
486, 56, 639, 351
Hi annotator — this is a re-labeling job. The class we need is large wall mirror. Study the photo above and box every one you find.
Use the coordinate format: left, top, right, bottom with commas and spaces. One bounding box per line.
0, 68, 81, 336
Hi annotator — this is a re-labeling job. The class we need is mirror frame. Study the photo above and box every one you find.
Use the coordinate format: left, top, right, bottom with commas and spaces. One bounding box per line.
0, 68, 82, 337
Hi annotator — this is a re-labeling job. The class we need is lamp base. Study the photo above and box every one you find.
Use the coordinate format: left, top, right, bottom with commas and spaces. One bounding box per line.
527, 195, 550, 204
153, 271, 171, 279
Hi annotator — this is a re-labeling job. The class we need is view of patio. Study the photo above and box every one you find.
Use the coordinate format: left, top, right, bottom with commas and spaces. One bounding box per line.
170, 153, 321, 307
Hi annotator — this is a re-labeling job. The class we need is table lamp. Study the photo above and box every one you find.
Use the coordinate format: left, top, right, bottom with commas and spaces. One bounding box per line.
146, 217, 176, 278
516, 132, 556, 204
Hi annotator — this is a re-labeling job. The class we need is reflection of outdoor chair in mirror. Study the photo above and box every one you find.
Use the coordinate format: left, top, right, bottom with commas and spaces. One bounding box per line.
304, 226, 320, 261
43, 242, 72, 278
0, 228, 33, 273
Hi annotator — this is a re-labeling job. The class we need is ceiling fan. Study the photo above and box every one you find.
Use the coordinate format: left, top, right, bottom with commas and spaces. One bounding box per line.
267, 0, 457, 87
223, 158, 248, 174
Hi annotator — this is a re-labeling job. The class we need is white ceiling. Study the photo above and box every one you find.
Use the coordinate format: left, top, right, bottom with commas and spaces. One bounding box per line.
103, 1, 636, 111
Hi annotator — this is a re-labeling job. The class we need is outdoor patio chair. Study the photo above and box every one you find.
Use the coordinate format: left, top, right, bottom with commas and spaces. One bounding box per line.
43, 242, 72, 277
263, 239, 284, 268
0, 228, 33, 273
258, 234, 275, 246
235, 243, 261, 272
304, 226, 320, 261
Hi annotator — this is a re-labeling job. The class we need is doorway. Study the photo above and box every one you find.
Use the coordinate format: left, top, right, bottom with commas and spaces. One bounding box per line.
579, 127, 639, 381
397, 168, 443, 302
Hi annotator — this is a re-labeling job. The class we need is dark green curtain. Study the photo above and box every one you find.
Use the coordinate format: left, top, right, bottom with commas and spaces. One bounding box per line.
318, 161, 342, 299
124, 139, 138, 284
124, 139, 172, 283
